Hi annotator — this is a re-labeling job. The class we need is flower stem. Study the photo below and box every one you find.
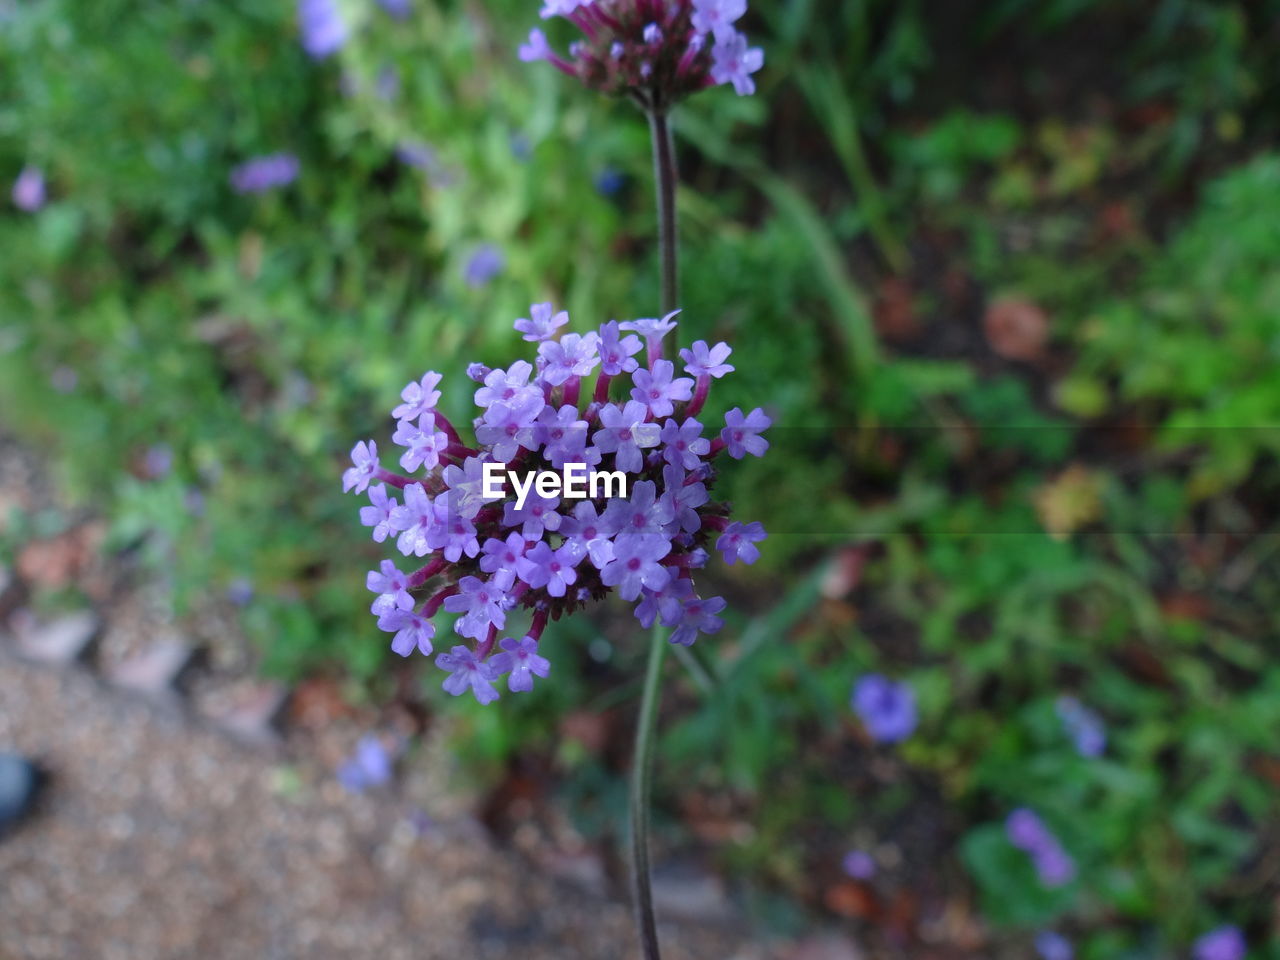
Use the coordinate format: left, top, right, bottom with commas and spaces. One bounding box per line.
630, 620, 669, 960
647, 108, 679, 319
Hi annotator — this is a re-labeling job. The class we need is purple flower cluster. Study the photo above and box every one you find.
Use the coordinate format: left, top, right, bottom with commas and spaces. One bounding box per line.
345, 307, 769, 703
519, 0, 764, 106
1055, 696, 1106, 757
851, 674, 917, 744
1006, 808, 1076, 888
230, 153, 301, 194
1193, 926, 1246, 960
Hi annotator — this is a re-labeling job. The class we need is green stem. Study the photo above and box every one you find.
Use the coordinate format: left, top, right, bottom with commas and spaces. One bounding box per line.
630, 621, 669, 960
648, 108, 679, 318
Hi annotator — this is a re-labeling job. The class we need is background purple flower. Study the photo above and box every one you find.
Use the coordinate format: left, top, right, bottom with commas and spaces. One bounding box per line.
1056, 696, 1106, 757
464, 244, 505, 288
851, 674, 917, 743
337, 735, 395, 793
298, 0, 348, 59
230, 153, 300, 194
841, 849, 876, 879
1194, 926, 1246, 960
11, 165, 45, 212
1035, 931, 1073, 960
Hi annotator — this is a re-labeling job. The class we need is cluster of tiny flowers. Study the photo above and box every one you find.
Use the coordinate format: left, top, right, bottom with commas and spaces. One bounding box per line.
519, 0, 763, 106
343, 307, 770, 704
1005, 808, 1076, 888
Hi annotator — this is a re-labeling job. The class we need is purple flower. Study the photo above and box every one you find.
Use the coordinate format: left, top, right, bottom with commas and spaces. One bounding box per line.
428, 506, 480, 563
691, 0, 746, 38
298, 0, 347, 58
1005, 808, 1075, 888
660, 418, 710, 470
227, 578, 255, 606
634, 577, 692, 629
367, 559, 415, 615
230, 153, 301, 194
851, 674, 917, 743
516, 541, 585, 597
594, 399, 661, 473
11, 165, 45, 212
721, 406, 771, 458
479, 533, 527, 591
597, 320, 644, 375
559, 501, 617, 569
841, 849, 876, 880
397, 140, 439, 173
490, 636, 551, 692
1194, 926, 1246, 960
631, 359, 694, 418
669, 593, 726, 646
342, 440, 379, 493
1032, 844, 1076, 887
376, 0, 411, 18
1034, 932, 1072, 960
515, 302, 570, 342
392, 371, 443, 423
716, 520, 766, 565
710, 30, 764, 96
436, 645, 501, 704
1006, 808, 1053, 851
360, 484, 400, 543
337, 735, 395, 793
601, 534, 671, 601
538, 332, 600, 386
464, 244, 505, 288
519, 28, 553, 63
503, 492, 562, 540
475, 392, 543, 463
442, 575, 509, 640
392, 418, 449, 473
535, 405, 594, 469
391, 482, 435, 557
621, 310, 680, 347
643, 23, 663, 44
603, 479, 674, 536
378, 608, 436, 657
1056, 696, 1106, 758
680, 340, 735, 379
475, 360, 537, 408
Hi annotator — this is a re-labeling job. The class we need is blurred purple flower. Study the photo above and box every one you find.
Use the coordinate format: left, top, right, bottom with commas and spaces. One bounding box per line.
1035, 931, 1072, 960
298, 0, 348, 59
464, 245, 505, 288
1006, 808, 1075, 888
227, 578, 255, 607
377, 0, 411, 18
1194, 926, 1246, 960
595, 166, 625, 197
851, 674, 917, 743
11, 165, 45, 212
144, 444, 173, 480
230, 154, 300, 194
841, 849, 876, 880
338, 735, 395, 793
1056, 696, 1106, 757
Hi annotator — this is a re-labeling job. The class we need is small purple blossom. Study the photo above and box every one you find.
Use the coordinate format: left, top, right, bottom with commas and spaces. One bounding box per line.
1056, 696, 1106, 757
391, 482, 435, 557
601, 534, 671, 601
392, 371, 443, 423
538, 332, 600, 385
1006, 808, 1076, 888
436, 645, 501, 704
668, 593, 726, 646
594, 400, 661, 473
490, 636, 551, 692
481, 533, 527, 590
517, 541, 585, 597
376, 0, 411, 18
298, 0, 348, 57
691, 0, 746, 38
1034, 932, 1073, 960
721, 406, 771, 458
643, 23, 663, 44
11, 166, 45, 212
621, 309, 680, 346
516, 302, 571, 342
680, 340, 735, 379
660, 418, 710, 470
464, 244, 505, 288
519, 28, 552, 62
631, 359, 694, 417
716, 520, 766, 565
597, 320, 644, 375
851, 674, 917, 743
337, 735, 395, 793
1194, 927, 1246, 960
342, 440, 379, 493
367, 559, 415, 615
443, 575, 509, 640
392, 418, 449, 473
379, 608, 436, 657
360, 484, 400, 543
841, 849, 876, 880
503, 492, 562, 540
230, 153, 300, 194
710, 30, 764, 96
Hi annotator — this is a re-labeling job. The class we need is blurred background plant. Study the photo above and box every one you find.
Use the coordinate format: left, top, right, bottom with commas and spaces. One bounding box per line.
2, 0, 1279, 956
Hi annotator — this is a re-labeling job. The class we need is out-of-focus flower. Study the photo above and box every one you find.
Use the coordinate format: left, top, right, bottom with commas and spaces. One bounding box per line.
851, 674, 917, 743
230, 154, 300, 194
298, 0, 348, 59
343, 308, 768, 702
464, 245, 505, 288
377, 0, 411, 18
1006, 808, 1076, 888
841, 849, 876, 880
227, 578, 255, 606
11, 166, 45, 212
337, 735, 395, 793
1193, 926, 1246, 960
1035, 931, 1072, 960
1056, 695, 1106, 757
144, 444, 174, 480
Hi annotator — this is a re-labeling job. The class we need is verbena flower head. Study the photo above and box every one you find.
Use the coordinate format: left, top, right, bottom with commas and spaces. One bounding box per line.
345, 306, 770, 703
1006, 808, 1076, 888
519, 0, 763, 108
851, 674, 917, 744
1193, 927, 1246, 960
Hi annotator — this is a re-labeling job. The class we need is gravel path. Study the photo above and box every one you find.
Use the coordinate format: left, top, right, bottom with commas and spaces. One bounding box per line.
0, 649, 764, 960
